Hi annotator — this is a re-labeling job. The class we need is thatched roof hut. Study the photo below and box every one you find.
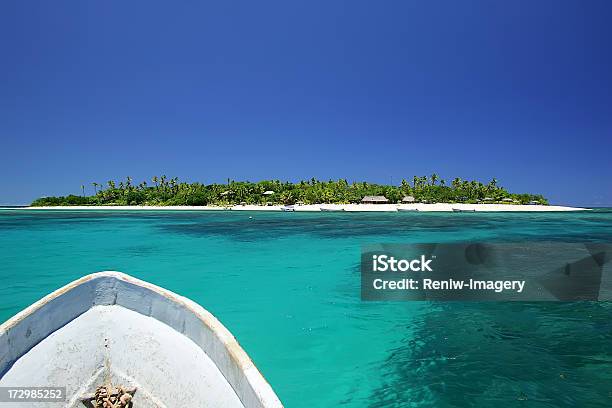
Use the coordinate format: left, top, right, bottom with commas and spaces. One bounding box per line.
361, 195, 389, 204
402, 195, 415, 203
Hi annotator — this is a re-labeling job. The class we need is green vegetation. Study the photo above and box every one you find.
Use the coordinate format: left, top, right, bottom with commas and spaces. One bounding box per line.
30, 175, 548, 206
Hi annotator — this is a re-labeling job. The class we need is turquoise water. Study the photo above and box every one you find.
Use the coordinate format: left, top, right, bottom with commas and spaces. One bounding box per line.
1, 209, 611, 407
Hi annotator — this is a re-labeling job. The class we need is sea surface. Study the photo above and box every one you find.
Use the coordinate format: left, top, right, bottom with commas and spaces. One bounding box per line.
0, 209, 611, 407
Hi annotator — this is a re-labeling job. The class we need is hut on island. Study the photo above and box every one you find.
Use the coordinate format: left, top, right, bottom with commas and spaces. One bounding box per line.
361, 195, 389, 204
262, 190, 275, 196
402, 195, 416, 203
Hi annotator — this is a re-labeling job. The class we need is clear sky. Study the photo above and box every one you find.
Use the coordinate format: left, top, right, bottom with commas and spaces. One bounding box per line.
1, 1, 611, 206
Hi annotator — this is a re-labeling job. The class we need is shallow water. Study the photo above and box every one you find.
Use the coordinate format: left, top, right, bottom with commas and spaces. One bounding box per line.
1, 209, 611, 407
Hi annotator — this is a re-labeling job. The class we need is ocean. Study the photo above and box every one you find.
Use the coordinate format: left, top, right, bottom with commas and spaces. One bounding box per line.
1, 209, 611, 407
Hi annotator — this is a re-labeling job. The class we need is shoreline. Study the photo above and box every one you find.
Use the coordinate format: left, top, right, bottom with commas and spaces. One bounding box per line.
9, 204, 589, 212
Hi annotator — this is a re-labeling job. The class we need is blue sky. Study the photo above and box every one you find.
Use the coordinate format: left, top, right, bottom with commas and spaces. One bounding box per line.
1, 1, 611, 206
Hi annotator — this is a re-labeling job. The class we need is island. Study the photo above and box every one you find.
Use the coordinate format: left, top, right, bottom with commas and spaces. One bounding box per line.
25, 175, 587, 212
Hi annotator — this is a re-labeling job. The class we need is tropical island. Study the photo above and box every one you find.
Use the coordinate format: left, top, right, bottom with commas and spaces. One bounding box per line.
30, 175, 550, 207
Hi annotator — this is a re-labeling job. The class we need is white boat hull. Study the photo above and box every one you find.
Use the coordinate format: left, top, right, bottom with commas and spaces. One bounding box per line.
0, 272, 283, 408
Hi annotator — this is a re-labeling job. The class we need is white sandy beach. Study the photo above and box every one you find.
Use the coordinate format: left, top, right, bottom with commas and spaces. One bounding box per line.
19, 203, 588, 212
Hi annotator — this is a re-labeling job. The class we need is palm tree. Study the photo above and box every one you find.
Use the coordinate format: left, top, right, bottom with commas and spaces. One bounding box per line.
470, 181, 479, 198
169, 177, 178, 194
92, 182, 98, 194
420, 176, 428, 188
430, 173, 439, 186
81, 185, 85, 197
152, 176, 159, 188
